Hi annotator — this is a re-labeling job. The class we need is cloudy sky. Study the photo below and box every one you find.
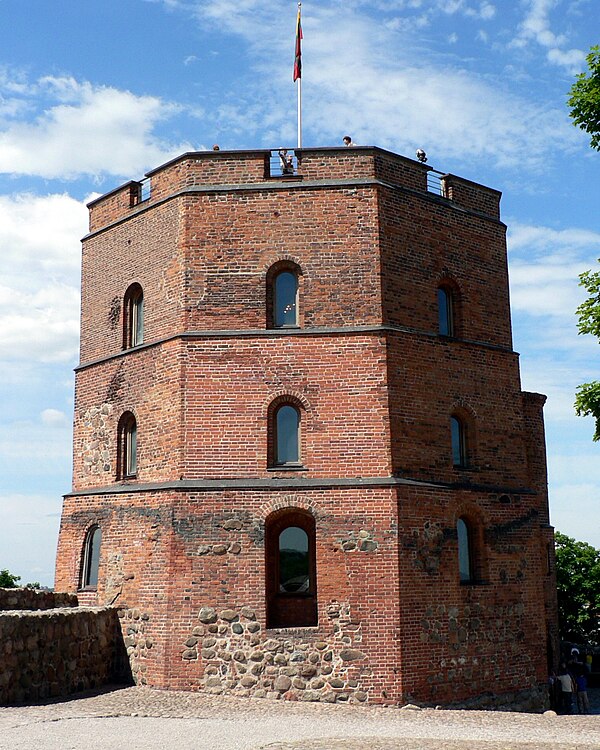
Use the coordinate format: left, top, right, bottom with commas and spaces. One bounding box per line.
0, 0, 598, 587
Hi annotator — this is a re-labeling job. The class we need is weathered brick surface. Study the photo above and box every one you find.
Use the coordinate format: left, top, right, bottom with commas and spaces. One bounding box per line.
56, 147, 557, 709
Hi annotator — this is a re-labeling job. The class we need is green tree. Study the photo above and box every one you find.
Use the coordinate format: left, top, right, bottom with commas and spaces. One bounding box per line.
575, 260, 600, 440
568, 45, 600, 151
554, 532, 600, 645
0, 569, 21, 588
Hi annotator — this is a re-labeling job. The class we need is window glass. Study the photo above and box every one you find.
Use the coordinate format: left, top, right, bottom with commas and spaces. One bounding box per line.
451, 416, 466, 467
279, 526, 309, 593
132, 290, 144, 346
83, 527, 101, 588
438, 287, 453, 336
276, 405, 299, 464
457, 518, 471, 582
274, 272, 297, 327
126, 421, 137, 476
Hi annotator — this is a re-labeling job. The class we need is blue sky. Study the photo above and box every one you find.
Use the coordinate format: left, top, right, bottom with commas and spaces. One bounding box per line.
0, 0, 598, 587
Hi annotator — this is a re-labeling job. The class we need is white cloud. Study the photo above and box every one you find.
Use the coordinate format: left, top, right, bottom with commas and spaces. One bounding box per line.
0, 193, 86, 364
511, 0, 586, 71
0, 75, 195, 179
41, 408, 69, 427
157, 1, 582, 170
507, 222, 600, 319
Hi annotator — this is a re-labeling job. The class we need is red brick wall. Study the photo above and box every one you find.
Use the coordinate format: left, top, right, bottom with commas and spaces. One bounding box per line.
57, 147, 555, 708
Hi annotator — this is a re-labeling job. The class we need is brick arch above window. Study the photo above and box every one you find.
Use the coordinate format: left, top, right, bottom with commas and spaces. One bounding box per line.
257, 495, 322, 522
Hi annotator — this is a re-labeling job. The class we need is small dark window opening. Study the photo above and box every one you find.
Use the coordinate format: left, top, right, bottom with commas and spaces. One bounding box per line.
457, 517, 472, 583
275, 404, 300, 465
81, 526, 101, 589
123, 283, 144, 349
438, 286, 454, 336
117, 412, 137, 479
451, 415, 467, 468
266, 510, 317, 628
274, 271, 298, 327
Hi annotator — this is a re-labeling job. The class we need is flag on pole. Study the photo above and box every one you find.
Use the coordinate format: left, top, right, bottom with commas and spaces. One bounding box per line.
293, 5, 302, 82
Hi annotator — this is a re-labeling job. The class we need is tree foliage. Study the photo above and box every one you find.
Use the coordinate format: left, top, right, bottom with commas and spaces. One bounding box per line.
568, 45, 600, 151
0, 569, 21, 588
575, 260, 600, 440
555, 532, 600, 646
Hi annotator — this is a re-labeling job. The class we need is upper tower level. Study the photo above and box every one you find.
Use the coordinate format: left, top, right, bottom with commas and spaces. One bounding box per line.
80, 147, 509, 366
87, 147, 501, 234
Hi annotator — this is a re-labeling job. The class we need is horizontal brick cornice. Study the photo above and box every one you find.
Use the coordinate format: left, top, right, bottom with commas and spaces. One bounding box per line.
82, 177, 504, 241
65, 475, 535, 497
75, 325, 515, 371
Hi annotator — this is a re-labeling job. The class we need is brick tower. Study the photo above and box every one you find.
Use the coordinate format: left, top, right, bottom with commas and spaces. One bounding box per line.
55, 147, 558, 708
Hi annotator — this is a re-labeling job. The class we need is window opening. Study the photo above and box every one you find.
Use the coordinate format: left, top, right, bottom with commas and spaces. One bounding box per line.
118, 412, 137, 479
451, 415, 467, 467
457, 517, 471, 583
124, 284, 144, 349
81, 526, 101, 589
275, 404, 300, 465
274, 271, 298, 327
438, 287, 453, 336
266, 511, 317, 628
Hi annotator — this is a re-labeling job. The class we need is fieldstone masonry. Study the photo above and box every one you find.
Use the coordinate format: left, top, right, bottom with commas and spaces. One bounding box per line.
0, 590, 127, 704
179, 603, 368, 703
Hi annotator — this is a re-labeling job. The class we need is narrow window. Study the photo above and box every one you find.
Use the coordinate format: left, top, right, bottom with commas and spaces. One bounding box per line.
266, 510, 317, 628
451, 415, 467, 467
275, 404, 300, 465
123, 283, 144, 349
274, 271, 298, 327
81, 526, 101, 589
118, 412, 137, 479
457, 517, 472, 583
438, 286, 453, 336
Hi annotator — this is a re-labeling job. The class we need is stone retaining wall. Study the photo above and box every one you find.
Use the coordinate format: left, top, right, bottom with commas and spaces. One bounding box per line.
0, 588, 78, 611
0, 606, 130, 704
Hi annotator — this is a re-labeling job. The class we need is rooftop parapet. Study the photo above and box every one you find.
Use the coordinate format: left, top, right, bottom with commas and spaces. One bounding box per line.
87, 147, 501, 233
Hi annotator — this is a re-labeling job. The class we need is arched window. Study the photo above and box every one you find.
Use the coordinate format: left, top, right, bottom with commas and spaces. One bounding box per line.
275, 404, 300, 465
80, 526, 101, 589
117, 411, 137, 479
123, 283, 144, 349
274, 270, 298, 327
450, 415, 467, 468
437, 286, 454, 336
266, 510, 317, 628
457, 517, 472, 583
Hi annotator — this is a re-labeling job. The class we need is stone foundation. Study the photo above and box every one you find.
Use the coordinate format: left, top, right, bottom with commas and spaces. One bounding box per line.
179, 603, 370, 704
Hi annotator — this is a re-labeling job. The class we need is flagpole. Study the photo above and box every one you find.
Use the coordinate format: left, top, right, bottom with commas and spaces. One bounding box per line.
297, 2, 302, 149
297, 73, 302, 149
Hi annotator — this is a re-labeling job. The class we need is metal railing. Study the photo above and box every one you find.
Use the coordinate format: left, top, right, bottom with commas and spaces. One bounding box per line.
269, 149, 299, 178
427, 169, 447, 197
140, 178, 151, 202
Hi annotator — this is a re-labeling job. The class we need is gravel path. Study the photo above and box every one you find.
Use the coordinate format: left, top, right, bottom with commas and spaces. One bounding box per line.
0, 686, 598, 750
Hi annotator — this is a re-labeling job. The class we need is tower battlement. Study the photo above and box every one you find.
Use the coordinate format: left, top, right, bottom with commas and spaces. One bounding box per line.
87, 147, 501, 234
